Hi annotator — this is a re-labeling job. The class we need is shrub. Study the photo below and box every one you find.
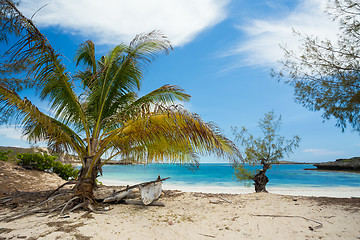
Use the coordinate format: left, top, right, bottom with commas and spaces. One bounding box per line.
52, 161, 78, 181
16, 153, 56, 171
0, 149, 12, 161
16, 153, 78, 180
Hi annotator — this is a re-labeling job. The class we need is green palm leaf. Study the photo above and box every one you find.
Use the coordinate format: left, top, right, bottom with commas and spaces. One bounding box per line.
0, 85, 86, 159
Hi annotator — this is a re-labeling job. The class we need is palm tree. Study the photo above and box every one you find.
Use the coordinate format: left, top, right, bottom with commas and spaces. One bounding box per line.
0, 1, 241, 208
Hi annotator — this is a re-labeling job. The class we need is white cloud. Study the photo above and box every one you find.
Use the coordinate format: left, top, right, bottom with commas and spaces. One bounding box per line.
19, 0, 229, 47
229, 0, 339, 68
302, 148, 344, 156
0, 126, 24, 141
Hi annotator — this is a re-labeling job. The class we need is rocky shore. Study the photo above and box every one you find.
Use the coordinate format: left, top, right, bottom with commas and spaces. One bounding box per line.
313, 157, 360, 171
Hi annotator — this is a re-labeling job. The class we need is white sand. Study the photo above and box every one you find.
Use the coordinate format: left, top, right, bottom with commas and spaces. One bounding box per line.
1, 190, 359, 240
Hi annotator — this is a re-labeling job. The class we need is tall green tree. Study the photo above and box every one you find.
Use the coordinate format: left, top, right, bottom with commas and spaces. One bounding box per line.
0, 1, 241, 209
274, 0, 360, 132
232, 111, 300, 192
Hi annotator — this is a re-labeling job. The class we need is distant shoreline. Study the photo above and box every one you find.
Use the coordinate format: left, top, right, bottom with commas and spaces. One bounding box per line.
304, 168, 360, 174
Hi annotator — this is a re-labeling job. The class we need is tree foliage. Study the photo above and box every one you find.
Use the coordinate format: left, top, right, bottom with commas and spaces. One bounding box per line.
274, 0, 360, 132
232, 111, 300, 191
0, 0, 44, 92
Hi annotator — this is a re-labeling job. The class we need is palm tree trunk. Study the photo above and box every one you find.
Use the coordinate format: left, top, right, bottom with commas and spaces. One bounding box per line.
74, 156, 100, 200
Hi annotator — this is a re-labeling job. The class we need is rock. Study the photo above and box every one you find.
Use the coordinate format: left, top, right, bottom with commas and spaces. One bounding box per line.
313, 157, 360, 171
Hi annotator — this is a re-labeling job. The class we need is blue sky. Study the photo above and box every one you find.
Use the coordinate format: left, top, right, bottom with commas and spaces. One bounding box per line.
1, 0, 359, 163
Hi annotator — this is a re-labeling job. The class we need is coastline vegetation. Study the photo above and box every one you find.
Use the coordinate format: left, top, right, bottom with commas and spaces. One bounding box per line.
0, 149, 12, 161
16, 153, 78, 180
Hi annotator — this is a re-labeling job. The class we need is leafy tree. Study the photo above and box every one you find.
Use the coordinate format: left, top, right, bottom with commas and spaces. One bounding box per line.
232, 111, 300, 192
0, 1, 241, 210
274, 0, 360, 132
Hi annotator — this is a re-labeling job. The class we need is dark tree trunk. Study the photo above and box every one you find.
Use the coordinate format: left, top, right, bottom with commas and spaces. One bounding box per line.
253, 170, 269, 192
252, 161, 270, 193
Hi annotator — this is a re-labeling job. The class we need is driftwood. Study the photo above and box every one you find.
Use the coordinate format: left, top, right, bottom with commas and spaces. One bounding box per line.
250, 214, 323, 230
139, 181, 162, 205
103, 176, 169, 205
103, 189, 132, 203
115, 176, 170, 194
209, 196, 232, 204
123, 199, 165, 207
219, 196, 231, 203
199, 233, 216, 238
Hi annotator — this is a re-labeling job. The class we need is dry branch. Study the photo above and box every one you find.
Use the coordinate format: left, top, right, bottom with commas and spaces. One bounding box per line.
46, 181, 77, 200
199, 233, 216, 238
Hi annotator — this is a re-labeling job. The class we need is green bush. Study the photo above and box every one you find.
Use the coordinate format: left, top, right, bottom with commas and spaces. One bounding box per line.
52, 161, 78, 181
0, 150, 12, 161
16, 153, 78, 180
16, 153, 56, 171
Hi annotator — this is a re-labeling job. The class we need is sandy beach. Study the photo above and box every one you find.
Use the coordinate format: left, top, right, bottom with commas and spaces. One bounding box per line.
1, 189, 360, 240
1, 161, 360, 240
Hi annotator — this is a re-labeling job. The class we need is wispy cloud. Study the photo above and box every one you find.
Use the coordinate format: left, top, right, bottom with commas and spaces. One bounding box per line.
0, 126, 24, 141
302, 148, 344, 156
228, 0, 339, 68
19, 0, 229, 47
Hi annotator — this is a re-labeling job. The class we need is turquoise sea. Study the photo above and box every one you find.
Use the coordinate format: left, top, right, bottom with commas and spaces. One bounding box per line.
98, 163, 360, 197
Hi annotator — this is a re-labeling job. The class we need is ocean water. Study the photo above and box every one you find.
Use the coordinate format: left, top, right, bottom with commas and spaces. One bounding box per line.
98, 163, 360, 195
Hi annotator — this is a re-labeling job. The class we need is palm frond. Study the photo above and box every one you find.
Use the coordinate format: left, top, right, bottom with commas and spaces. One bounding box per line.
0, 85, 86, 159
89, 32, 172, 139
75, 40, 96, 74
1, 0, 90, 141
100, 85, 190, 131
98, 107, 241, 165
132, 84, 190, 106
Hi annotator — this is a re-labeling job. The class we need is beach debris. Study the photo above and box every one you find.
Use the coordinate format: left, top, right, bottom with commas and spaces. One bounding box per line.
103, 189, 132, 203
1, 176, 170, 222
123, 199, 165, 207
0, 196, 13, 203
199, 233, 216, 238
250, 214, 323, 230
209, 199, 222, 204
0, 192, 67, 222
101, 176, 169, 205
209, 196, 232, 204
219, 196, 232, 203
139, 180, 162, 205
